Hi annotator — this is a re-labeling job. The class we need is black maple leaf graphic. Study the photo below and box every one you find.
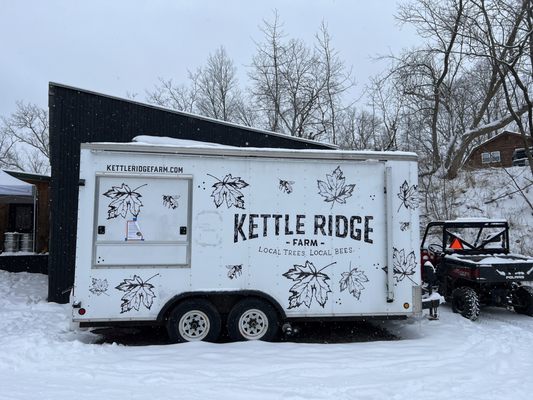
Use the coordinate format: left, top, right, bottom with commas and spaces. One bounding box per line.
283, 261, 334, 309
226, 264, 243, 279
163, 195, 180, 209
115, 274, 158, 313
397, 180, 419, 211
400, 222, 410, 231
339, 264, 369, 300
208, 173, 249, 209
317, 166, 355, 207
103, 183, 146, 219
382, 248, 417, 284
89, 278, 109, 296
279, 179, 294, 194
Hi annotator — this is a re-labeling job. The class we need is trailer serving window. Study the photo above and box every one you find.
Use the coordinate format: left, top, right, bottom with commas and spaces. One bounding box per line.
92, 175, 191, 268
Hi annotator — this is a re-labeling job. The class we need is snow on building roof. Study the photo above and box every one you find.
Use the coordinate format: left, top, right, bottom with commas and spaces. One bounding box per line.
0, 170, 34, 197
466, 131, 531, 157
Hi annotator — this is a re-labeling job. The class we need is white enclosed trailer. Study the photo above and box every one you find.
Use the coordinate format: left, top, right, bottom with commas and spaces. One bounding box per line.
72, 138, 428, 342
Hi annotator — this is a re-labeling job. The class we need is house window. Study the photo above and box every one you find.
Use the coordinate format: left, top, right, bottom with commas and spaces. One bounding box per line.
481, 151, 501, 164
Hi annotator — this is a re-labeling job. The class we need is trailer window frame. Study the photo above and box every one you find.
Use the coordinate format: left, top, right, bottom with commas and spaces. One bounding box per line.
91, 173, 193, 269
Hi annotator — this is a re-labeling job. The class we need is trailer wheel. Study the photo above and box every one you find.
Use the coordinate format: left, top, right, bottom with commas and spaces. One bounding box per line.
166, 299, 221, 343
452, 287, 480, 321
227, 298, 279, 341
514, 286, 533, 316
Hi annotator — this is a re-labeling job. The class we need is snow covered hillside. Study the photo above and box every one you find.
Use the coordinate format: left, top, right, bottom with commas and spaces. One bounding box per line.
421, 166, 533, 254
2, 270, 533, 400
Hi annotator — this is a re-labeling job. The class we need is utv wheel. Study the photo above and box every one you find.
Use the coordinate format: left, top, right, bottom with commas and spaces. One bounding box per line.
452, 287, 480, 321
166, 299, 221, 343
227, 298, 279, 342
514, 286, 533, 316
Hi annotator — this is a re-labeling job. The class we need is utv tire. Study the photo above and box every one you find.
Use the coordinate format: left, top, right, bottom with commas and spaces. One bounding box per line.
166, 299, 222, 343
227, 298, 279, 342
514, 286, 533, 316
452, 287, 480, 321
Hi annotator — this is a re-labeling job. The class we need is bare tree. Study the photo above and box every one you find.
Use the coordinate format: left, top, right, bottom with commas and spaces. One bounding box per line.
337, 106, 383, 150
0, 130, 22, 171
0, 102, 49, 174
314, 21, 354, 144
195, 46, 240, 121
249, 12, 354, 141
385, 0, 532, 179
475, 0, 533, 175
249, 10, 286, 133
147, 46, 241, 122
443, 0, 532, 178
147, 77, 199, 113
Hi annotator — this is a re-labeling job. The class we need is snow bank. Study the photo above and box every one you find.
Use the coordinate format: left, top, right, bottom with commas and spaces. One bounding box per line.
2, 270, 533, 399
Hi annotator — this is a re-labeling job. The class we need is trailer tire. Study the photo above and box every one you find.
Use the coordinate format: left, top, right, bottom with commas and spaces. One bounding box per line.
227, 298, 279, 342
452, 287, 480, 321
166, 299, 222, 343
514, 286, 533, 316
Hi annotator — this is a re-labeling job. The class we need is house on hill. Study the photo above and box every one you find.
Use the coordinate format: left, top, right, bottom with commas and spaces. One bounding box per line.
464, 131, 532, 169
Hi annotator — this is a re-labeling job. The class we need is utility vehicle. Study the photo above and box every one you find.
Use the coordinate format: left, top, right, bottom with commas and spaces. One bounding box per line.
421, 219, 533, 320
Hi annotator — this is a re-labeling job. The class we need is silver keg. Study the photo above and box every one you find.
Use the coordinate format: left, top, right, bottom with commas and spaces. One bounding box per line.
3, 232, 19, 252
20, 233, 33, 252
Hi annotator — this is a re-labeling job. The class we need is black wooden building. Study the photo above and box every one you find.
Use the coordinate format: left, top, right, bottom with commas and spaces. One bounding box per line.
48, 83, 333, 303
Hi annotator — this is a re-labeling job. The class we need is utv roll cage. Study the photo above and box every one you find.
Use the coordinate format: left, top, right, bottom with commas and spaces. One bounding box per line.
421, 220, 510, 256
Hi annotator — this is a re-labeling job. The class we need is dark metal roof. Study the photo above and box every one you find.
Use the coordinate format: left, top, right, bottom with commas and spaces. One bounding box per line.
49, 82, 336, 149
4, 170, 51, 183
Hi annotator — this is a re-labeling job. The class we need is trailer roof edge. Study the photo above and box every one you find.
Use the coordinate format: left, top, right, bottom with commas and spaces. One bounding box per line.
80, 142, 418, 162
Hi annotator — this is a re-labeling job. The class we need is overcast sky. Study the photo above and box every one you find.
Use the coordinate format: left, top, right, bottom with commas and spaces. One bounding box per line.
0, 0, 418, 117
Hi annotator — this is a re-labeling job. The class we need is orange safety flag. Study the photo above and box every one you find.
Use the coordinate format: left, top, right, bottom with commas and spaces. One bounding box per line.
450, 238, 463, 249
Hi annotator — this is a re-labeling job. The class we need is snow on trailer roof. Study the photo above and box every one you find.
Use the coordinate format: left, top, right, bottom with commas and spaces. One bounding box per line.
133, 136, 237, 149
83, 136, 418, 162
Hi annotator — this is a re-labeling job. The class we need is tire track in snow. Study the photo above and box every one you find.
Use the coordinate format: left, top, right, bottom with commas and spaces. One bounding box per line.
478, 310, 533, 331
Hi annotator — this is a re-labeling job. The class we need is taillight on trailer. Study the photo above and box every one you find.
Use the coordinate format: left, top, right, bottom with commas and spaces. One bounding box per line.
78, 308, 86, 316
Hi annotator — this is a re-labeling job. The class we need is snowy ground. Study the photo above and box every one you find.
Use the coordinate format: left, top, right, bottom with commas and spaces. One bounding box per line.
2, 270, 533, 400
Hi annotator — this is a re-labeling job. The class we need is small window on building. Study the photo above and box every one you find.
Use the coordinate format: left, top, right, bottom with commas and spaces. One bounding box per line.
481, 151, 501, 164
